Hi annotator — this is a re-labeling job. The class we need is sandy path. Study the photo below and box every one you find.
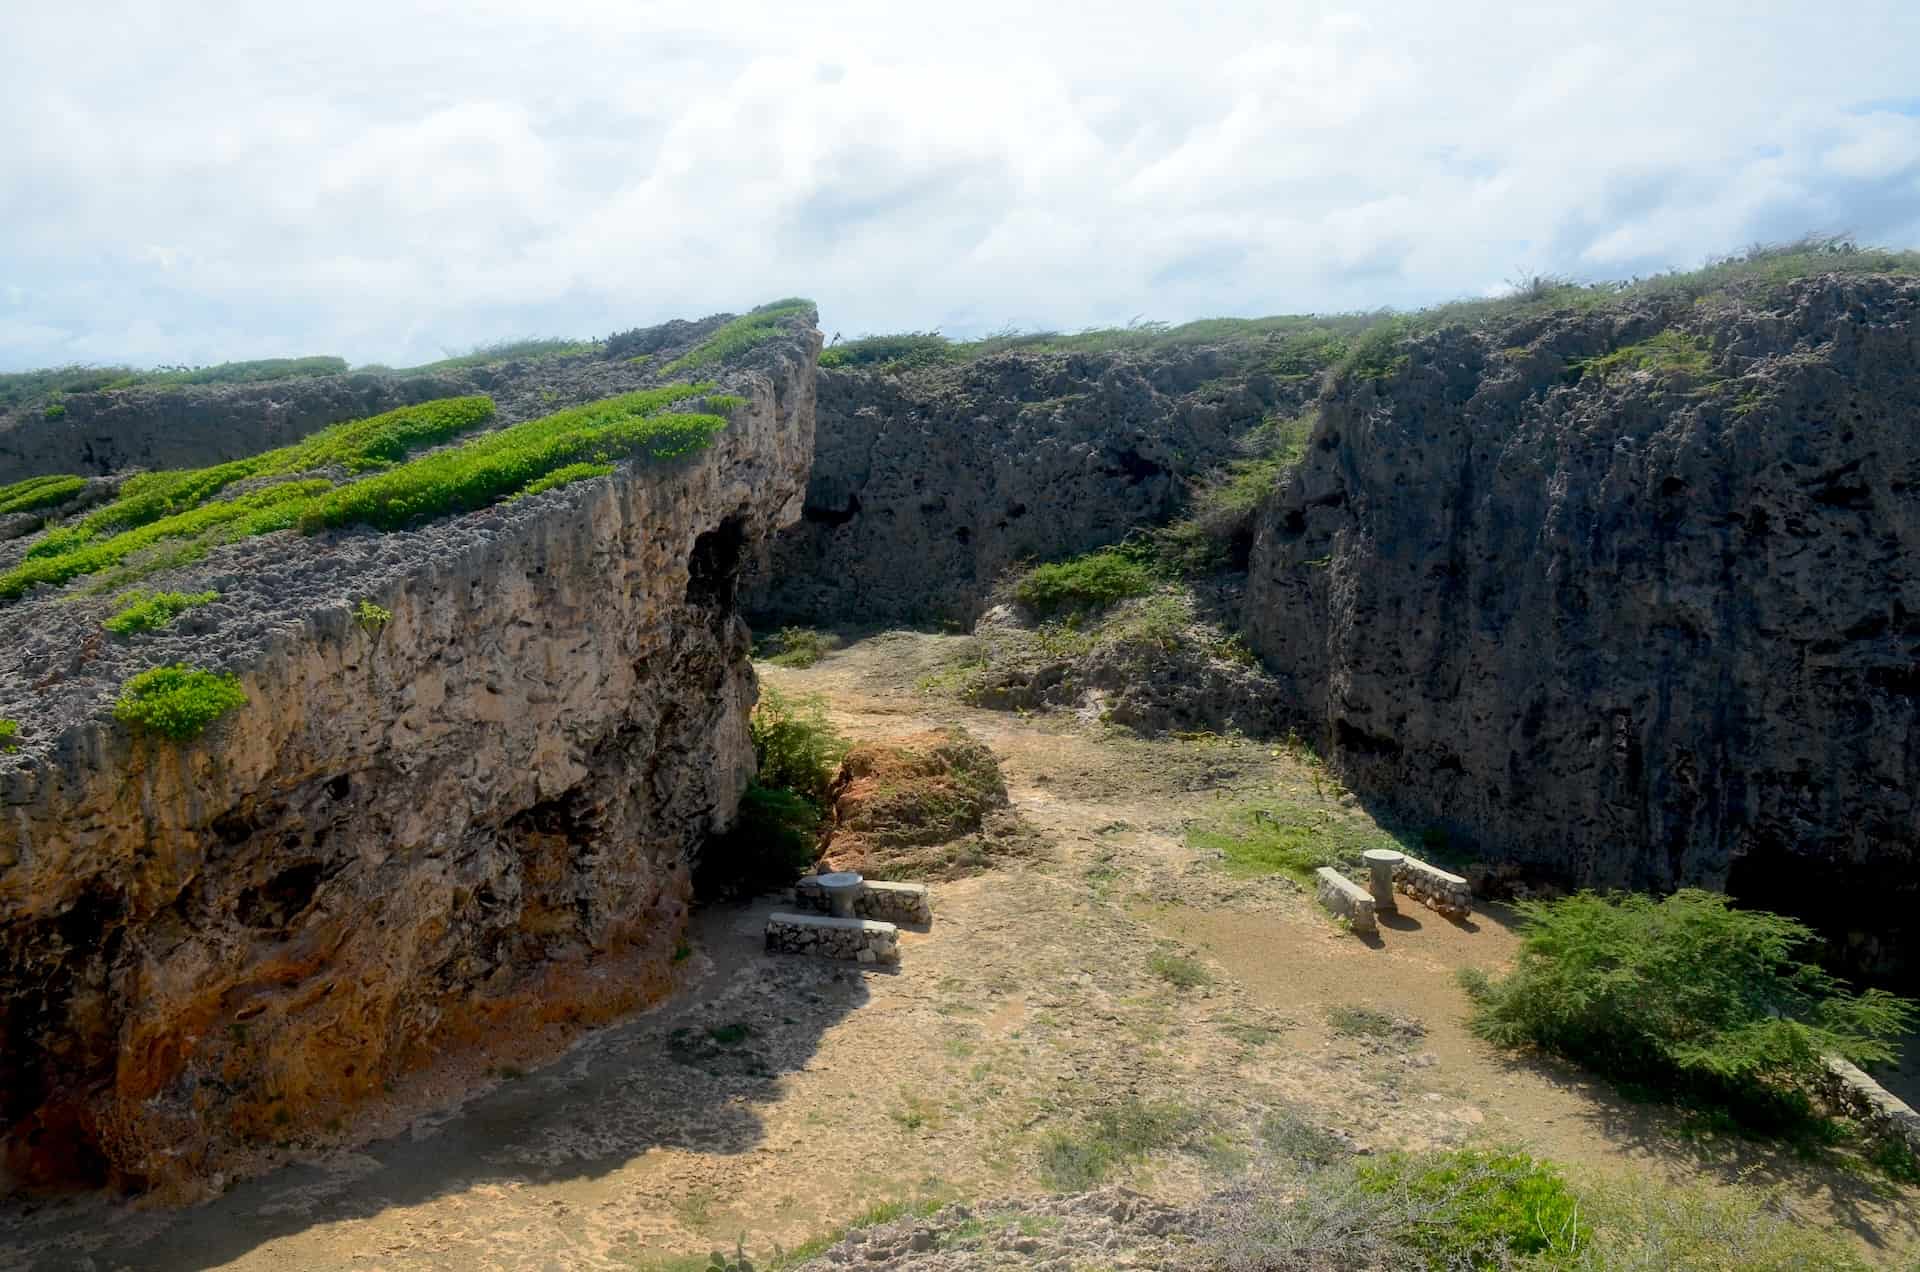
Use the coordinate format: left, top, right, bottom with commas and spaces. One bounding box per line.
2, 630, 1913, 1269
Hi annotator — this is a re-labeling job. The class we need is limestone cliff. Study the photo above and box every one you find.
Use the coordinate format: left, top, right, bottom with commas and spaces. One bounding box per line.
1245, 275, 1920, 980
744, 346, 1310, 626
0, 314, 819, 1195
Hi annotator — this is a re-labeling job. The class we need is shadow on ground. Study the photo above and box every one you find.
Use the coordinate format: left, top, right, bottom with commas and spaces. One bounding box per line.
0, 898, 866, 1272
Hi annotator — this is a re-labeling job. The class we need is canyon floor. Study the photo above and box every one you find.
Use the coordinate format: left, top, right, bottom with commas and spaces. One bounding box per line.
3, 630, 1916, 1271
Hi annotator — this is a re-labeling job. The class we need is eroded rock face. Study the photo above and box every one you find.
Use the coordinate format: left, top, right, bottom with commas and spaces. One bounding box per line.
743, 349, 1307, 626
1246, 275, 1920, 981
0, 323, 819, 1195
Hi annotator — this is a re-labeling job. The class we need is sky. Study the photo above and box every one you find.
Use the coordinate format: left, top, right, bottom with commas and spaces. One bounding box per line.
2, 1, 1917, 371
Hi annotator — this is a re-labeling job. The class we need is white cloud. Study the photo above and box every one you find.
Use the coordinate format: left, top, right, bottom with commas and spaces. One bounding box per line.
0, 0, 1916, 369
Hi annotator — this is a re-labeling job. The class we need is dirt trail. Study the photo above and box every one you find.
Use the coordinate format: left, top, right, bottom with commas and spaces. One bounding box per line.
2, 630, 1914, 1270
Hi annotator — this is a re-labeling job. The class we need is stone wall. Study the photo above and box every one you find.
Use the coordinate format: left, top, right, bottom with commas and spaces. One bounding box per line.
0, 318, 819, 1196
1247, 275, 1920, 984
793, 877, 933, 925
765, 913, 901, 964
1393, 857, 1471, 921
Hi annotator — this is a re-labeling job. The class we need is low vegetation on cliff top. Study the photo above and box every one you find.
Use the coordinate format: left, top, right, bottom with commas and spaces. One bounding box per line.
0, 473, 88, 517
664, 299, 817, 375
1464, 889, 1918, 1158
1, 384, 729, 599
111, 665, 248, 740
0, 356, 351, 413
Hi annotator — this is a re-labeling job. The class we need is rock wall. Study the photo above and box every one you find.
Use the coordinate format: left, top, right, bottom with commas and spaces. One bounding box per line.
0, 323, 819, 1195
743, 348, 1307, 626
1246, 275, 1920, 982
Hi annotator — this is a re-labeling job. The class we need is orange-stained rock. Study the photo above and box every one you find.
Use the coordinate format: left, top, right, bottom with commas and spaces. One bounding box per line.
0, 318, 820, 1199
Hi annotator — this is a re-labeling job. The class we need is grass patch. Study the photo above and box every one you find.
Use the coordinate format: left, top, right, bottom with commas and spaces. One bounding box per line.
0, 358, 351, 413
1037, 1097, 1207, 1189
1188, 803, 1387, 883
0, 474, 87, 516
1148, 950, 1212, 989
1259, 1108, 1350, 1167
0, 719, 17, 753
759, 626, 840, 668
103, 589, 217, 635
1463, 889, 1918, 1137
1576, 327, 1714, 380
1012, 549, 1154, 617
112, 665, 247, 740
1325, 1005, 1423, 1042
664, 299, 815, 375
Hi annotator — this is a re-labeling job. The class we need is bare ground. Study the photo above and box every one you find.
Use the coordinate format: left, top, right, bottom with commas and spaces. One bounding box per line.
2, 629, 1914, 1270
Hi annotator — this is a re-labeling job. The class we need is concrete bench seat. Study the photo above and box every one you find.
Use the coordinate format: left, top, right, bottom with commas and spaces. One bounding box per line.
766, 912, 901, 964
794, 876, 932, 925
1314, 867, 1377, 935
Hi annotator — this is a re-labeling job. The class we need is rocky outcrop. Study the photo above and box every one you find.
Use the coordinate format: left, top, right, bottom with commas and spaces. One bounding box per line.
1246, 275, 1920, 982
0, 316, 819, 1195
743, 347, 1308, 626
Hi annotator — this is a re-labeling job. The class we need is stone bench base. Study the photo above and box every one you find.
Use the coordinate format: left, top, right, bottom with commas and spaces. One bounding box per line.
794, 876, 932, 925
1314, 867, 1377, 935
1393, 855, 1472, 920
1823, 1056, 1920, 1155
766, 913, 901, 965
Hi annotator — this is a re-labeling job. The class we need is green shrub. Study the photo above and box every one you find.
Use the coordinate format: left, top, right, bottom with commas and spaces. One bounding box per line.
1354, 1149, 1588, 1264
0, 474, 86, 516
664, 300, 815, 374
761, 626, 839, 668
1340, 315, 1415, 381
104, 589, 217, 634
696, 687, 849, 899
819, 332, 958, 373
354, 600, 392, 632
1464, 889, 1918, 1130
517, 461, 613, 499
1012, 550, 1154, 616
1188, 804, 1385, 882
304, 385, 716, 531
1148, 951, 1211, 989
1575, 327, 1714, 380
1, 387, 730, 599
0, 719, 17, 753
748, 685, 848, 808
112, 665, 247, 739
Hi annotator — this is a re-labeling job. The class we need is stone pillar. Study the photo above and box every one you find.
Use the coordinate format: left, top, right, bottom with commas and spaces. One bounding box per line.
1362, 849, 1404, 913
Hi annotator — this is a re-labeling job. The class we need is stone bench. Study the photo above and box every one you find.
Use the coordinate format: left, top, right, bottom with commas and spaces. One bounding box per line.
1822, 1055, 1920, 1156
1314, 867, 1377, 935
794, 876, 932, 925
766, 912, 901, 965
1393, 855, 1472, 920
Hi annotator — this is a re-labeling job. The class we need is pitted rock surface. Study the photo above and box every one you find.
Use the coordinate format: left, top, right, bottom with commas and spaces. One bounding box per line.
1246, 273, 1920, 982
743, 345, 1312, 626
